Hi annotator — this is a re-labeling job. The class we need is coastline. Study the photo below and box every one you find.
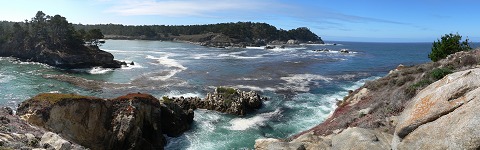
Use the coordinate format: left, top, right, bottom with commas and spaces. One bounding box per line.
255, 49, 480, 149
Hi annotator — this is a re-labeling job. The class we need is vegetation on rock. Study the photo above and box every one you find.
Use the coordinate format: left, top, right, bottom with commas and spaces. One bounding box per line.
32, 93, 96, 104
0, 11, 124, 69
429, 33, 471, 62
0, 11, 105, 50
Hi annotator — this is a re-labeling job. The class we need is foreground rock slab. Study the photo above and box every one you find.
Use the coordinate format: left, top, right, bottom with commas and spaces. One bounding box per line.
393, 68, 480, 149
255, 127, 392, 150
17, 93, 193, 150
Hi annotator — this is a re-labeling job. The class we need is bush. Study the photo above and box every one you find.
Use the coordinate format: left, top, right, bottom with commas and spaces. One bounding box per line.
430, 68, 453, 80
405, 79, 432, 98
428, 33, 471, 62
162, 96, 172, 104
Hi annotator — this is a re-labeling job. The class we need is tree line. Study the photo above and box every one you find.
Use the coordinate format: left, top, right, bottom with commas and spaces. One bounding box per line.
0, 11, 104, 51
74, 22, 322, 43
0, 11, 322, 50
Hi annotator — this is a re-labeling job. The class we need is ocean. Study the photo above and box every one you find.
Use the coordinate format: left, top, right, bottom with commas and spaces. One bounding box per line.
0, 40, 432, 149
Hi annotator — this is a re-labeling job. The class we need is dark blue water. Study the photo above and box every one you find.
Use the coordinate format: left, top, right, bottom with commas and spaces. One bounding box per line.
0, 40, 432, 149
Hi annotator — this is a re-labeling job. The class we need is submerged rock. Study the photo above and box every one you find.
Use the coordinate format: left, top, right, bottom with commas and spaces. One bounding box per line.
17, 93, 193, 150
166, 87, 266, 116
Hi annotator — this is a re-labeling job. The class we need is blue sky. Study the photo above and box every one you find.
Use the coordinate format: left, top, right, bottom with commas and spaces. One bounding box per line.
0, 0, 478, 42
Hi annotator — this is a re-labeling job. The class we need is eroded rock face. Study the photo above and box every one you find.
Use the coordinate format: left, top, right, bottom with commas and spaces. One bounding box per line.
166, 87, 266, 116
393, 68, 480, 149
0, 107, 86, 150
17, 93, 193, 150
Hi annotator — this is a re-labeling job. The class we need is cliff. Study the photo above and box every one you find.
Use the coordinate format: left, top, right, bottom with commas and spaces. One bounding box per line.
15, 93, 193, 150
0, 11, 125, 69
0, 44, 124, 69
255, 49, 480, 149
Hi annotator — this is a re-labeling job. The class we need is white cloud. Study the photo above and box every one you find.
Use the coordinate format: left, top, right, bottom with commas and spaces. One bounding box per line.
105, 0, 276, 17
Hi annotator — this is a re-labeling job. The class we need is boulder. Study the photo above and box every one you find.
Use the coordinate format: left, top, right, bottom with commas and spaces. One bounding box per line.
254, 128, 392, 150
393, 68, 480, 149
254, 138, 306, 150
287, 39, 299, 45
167, 87, 265, 116
332, 127, 392, 150
39, 132, 72, 150
17, 93, 193, 150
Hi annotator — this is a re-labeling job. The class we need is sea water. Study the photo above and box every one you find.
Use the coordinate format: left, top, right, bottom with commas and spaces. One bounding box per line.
0, 40, 432, 149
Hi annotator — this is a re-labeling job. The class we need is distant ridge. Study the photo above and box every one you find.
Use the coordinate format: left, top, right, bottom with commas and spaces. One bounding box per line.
74, 22, 324, 47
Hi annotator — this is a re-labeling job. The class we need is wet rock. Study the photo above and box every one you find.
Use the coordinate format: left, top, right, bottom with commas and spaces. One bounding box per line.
2, 107, 13, 115
340, 49, 350, 53
265, 45, 276, 49
167, 87, 265, 116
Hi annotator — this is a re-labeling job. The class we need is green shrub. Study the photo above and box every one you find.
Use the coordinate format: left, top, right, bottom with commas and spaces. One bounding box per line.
430, 68, 453, 80
428, 33, 471, 62
216, 87, 237, 96
405, 79, 432, 98
396, 75, 415, 86
162, 96, 172, 104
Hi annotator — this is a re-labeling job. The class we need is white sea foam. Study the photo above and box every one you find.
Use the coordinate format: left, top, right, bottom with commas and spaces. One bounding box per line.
279, 74, 332, 92
88, 67, 113, 74
165, 90, 203, 98
228, 109, 282, 131
146, 55, 187, 70
232, 85, 276, 92
195, 109, 222, 132
149, 69, 182, 81
245, 46, 264, 49
146, 54, 187, 80
218, 51, 263, 59
191, 53, 211, 59
266, 47, 307, 52
0, 74, 15, 83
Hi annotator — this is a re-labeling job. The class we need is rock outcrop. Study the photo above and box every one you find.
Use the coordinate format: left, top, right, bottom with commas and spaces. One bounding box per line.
256, 49, 480, 150
0, 107, 86, 150
0, 44, 125, 69
255, 127, 392, 150
393, 68, 480, 149
165, 87, 266, 116
16, 93, 193, 150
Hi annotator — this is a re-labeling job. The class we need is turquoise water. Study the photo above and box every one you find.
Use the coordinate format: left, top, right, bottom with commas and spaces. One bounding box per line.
0, 40, 432, 149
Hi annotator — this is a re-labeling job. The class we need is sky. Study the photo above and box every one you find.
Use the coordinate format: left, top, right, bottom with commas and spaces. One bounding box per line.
0, 0, 478, 42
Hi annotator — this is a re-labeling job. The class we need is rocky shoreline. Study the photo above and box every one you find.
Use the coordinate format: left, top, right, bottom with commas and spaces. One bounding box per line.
0, 87, 265, 149
0, 44, 125, 69
255, 49, 480, 149
106, 33, 325, 48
